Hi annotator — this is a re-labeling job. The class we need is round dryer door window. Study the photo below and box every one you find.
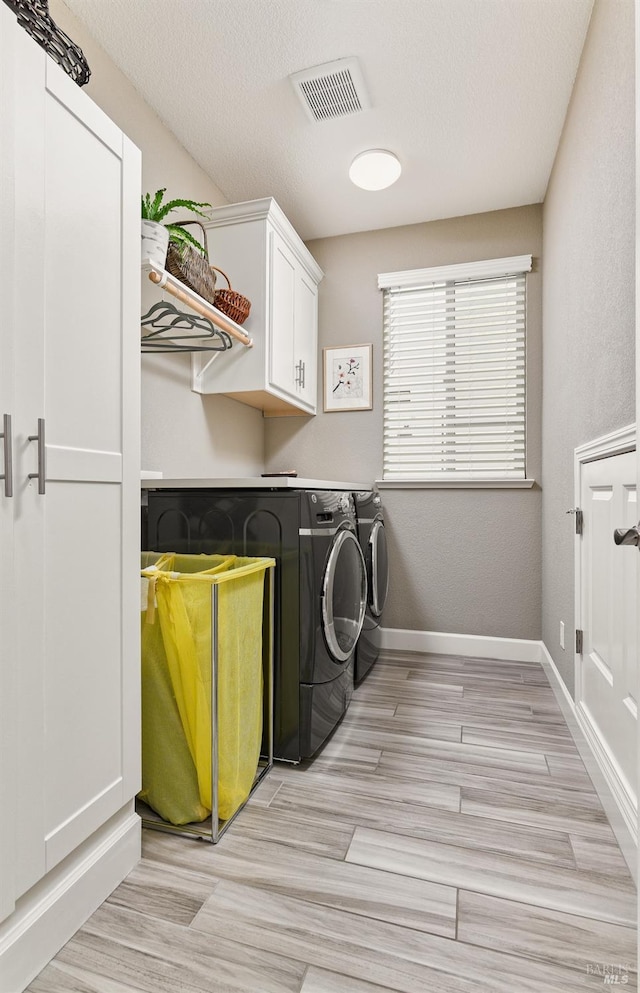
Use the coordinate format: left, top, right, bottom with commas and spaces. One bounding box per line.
369, 518, 389, 617
321, 527, 367, 663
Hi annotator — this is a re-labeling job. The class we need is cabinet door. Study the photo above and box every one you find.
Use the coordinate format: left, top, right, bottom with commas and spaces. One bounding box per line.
268, 229, 296, 398
0, 0, 16, 924
11, 22, 48, 900
39, 63, 141, 874
269, 229, 318, 412
293, 269, 318, 411
12, 35, 140, 895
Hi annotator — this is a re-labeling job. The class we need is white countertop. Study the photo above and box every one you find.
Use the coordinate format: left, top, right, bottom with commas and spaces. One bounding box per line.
141, 476, 371, 491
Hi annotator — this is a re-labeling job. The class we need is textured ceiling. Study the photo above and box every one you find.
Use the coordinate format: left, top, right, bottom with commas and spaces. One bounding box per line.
62, 0, 593, 240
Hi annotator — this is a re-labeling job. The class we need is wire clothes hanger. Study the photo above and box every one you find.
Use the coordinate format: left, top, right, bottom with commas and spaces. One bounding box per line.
141, 300, 233, 353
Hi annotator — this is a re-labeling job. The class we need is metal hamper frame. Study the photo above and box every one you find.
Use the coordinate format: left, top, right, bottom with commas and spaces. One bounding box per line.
139, 563, 275, 843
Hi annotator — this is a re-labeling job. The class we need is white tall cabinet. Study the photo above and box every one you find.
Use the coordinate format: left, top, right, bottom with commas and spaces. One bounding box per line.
0, 9, 141, 991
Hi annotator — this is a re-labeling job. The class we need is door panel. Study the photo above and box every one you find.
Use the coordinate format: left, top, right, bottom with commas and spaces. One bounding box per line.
322, 529, 367, 663
580, 451, 637, 806
12, 28, 47, 900
43, 482, 124, 867
621, 486, 638, 726
269, 231, 296, 397
39, 68, 139, 873
294, 271, 318, 407
44, 89, 123, 453
0, 0, 16, 923
370, 520, 389, 617
7, 45, 140, 894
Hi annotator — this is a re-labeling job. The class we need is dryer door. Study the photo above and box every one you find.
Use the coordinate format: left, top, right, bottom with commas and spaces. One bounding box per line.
369, 518, 389, 618
322, 527, 367, 662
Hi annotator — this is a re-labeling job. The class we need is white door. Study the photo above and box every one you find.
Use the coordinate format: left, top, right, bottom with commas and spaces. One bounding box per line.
0, 0, 16, 924
294, 269, 318, 409
269, 229, 296, 399
11, 20, 48, 902
579, 450, 638, 818
40, 62, 140, 874
635, 0, 640, 949
11, 30, 140, 895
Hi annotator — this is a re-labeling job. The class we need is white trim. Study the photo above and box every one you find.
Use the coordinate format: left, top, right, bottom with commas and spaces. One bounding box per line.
45, 57, 123, 157
0, 807, 139, 993
574, 423, 636, 463
573, 426, 636, 704
377, 254, 532, 289
573, 424, 637, 840
539, 643, 637, 882
203, 197, 324, 282
376, 478, 536, 490
379, 627, 541, 663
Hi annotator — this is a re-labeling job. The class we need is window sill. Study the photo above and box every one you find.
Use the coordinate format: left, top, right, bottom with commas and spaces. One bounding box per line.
376, 478, 537, 490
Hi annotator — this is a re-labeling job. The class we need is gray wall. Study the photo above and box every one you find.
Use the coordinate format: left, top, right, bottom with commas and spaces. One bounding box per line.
266, 206, 543, 639
541, 0, 635, 695
53, 0, 265, 479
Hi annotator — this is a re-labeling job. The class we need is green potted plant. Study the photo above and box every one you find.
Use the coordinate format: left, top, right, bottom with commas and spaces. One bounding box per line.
141, 188, 211, 267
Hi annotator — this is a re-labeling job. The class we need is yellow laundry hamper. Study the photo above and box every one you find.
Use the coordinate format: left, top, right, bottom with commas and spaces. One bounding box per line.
139, 552, 275, 840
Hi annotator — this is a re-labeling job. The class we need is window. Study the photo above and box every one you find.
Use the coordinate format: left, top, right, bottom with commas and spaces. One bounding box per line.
379, 255, 531, 483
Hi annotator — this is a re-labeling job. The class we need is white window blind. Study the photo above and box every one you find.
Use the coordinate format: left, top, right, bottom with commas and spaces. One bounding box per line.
380, 257, 530, 481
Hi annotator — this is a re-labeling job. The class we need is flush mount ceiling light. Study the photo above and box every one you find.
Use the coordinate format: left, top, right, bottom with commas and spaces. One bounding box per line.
349, 149, 401, 191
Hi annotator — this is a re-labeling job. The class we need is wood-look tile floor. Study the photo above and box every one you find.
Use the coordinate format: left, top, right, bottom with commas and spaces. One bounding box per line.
29, 651, 638, 993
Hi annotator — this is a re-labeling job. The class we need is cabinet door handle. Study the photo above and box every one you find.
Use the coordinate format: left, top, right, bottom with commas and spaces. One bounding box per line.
27, 417, 46, 494
0, 413, 13, 498
300, 360, 305, 390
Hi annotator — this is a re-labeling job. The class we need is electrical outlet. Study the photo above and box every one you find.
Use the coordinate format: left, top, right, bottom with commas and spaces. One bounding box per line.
560, 621, 565, 650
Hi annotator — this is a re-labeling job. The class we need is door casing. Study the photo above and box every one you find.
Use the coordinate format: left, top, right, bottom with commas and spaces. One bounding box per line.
573, 425, 637, 843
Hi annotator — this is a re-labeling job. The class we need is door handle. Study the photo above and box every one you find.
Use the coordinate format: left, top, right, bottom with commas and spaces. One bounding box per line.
613, 522, 640, 547
27, 417, 46, 494
0, 413, 13, 497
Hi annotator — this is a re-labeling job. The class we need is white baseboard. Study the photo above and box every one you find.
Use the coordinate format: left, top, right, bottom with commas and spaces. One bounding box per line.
538, 643, 637, 883
379, 627, 637, 882
379, 627, 542, 663
0, 806, 140, 993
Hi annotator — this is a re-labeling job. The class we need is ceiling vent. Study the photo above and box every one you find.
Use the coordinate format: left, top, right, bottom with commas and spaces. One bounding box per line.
289, 57, 370, 123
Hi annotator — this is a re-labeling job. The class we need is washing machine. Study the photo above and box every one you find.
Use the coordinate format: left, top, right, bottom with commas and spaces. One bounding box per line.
145, 486, 367, 762
353, 488, 389, 682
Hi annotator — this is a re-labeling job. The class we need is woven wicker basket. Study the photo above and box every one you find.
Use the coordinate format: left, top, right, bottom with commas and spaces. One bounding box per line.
211, 267, 251, 325
165, 220, 217, 306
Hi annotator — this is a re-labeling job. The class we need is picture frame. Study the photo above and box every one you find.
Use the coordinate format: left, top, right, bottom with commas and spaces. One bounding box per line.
323, 344, 373, 412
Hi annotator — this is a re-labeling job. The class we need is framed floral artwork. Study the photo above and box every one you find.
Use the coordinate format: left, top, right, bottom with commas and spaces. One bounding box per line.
323, 344, 373, 412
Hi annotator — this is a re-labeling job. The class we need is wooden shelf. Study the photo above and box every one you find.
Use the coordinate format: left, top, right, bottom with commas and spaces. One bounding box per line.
141, 259, 254, 349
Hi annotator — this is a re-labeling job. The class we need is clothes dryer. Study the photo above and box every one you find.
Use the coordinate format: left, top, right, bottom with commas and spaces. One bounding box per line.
145, 487, 367, 761
353, 488, 389, 682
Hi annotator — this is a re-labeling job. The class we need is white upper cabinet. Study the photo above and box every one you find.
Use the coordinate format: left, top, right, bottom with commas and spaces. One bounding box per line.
192, 198, 323, 416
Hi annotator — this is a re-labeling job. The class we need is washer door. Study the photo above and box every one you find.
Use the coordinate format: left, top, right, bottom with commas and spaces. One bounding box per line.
369, 518, 389, 618
322, 527, 367, 662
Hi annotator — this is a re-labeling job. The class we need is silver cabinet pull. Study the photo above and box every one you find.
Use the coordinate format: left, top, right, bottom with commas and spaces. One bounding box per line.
0, 413, 13, 497
27, 418, 46, 494
300, 360, 305, 390
613, 522, 640, 547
